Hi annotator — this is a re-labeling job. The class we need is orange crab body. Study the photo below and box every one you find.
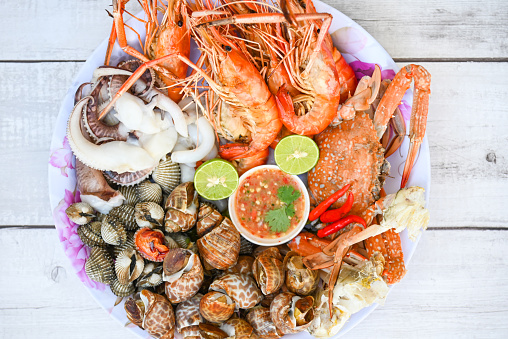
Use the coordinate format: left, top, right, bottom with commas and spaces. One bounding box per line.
308, 112, 389, 215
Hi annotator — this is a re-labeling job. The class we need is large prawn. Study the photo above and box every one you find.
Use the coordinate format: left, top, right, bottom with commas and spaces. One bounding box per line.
105, 0, 190, 102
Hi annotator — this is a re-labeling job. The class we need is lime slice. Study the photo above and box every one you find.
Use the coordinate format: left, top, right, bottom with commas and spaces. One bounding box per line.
274, 135, 319, 175
194, 159, 239, 200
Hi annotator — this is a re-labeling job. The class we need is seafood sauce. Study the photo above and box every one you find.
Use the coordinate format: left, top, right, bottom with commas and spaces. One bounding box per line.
235, 168, 305, 239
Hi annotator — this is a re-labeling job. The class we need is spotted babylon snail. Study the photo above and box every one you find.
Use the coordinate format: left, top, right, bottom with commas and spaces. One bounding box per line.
124, 290, 175, 339
163, 248, 204, 303
252, 247, 285, 295
164, 182, 199, 233
197, 217, 240, 270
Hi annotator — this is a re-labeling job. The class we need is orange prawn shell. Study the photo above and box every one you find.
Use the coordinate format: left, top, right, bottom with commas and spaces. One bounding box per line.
149, 0, 191, 102
308, 113, 387, 215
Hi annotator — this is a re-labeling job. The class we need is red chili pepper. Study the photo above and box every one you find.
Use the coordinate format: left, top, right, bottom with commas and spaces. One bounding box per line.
317, 215, 367, 238
308, 184, 351, 221
320, 192, 354, 223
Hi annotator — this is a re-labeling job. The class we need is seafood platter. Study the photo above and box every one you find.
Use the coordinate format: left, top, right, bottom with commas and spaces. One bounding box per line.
49, 0, 431, 338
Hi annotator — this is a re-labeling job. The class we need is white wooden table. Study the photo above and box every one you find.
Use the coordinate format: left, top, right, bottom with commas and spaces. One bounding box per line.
1, 0, 507, 338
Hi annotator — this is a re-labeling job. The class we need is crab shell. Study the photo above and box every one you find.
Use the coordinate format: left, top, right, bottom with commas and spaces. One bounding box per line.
197, 203, 224, 238
270, 293, 315, 334
220, 317, 259, 339
141, 290, 176, 339
164, 182, 199, 233
246, 306, 282, 339
197, 217, 240, 270
163, 248, 204, 303
175, 294, 204, 339
283, 251, 319, 296
210, 273, 262, 309
135, 227, 169, 262
252, 247, 284, 295
308, 113, 389, 215
199, 291, 235, 323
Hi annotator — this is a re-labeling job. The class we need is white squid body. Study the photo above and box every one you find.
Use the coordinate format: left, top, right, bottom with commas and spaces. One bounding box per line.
67, 87, 191, 174
67, 98, 157, 173
171, 116, 217, 166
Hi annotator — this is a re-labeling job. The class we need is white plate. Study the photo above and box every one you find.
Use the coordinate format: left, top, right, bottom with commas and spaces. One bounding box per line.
48, 2, 430, 338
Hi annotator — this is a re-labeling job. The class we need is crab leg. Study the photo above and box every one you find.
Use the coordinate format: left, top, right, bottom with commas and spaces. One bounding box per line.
383, 107, 406, 158
372, 64, 431, 188
365, 228, 406, 284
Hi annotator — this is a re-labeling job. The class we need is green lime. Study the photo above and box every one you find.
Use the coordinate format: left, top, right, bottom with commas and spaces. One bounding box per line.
274, 135, 320, 175
194, 159, 239, 200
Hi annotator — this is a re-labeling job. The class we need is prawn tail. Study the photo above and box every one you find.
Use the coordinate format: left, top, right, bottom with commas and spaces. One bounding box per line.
219, 143, 252, 160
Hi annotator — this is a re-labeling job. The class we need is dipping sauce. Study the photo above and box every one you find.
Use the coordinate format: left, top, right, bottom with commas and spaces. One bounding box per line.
234, 168, 306, 239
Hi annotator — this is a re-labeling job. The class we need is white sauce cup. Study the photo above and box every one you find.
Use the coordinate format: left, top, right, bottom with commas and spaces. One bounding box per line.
228, 165, 310, 246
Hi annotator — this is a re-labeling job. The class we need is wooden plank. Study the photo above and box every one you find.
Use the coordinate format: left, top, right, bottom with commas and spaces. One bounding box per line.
1, 61, 506, 227
0, 228, 506, 337
0, 0, 507, 61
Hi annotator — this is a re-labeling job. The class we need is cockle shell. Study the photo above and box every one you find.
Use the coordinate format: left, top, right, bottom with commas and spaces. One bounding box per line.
77, 221, 105, 247
85, 246, 115, 284
252, 247, 284, 295
112, 231, 135, 258
164, 182, 199, 233
164, 236, 180, 249
239, 236, 254, 255
168, 233, 191, 249
210, 273, 262, 309
101, 215, 127, 246
115, 248, 144, 285
109, 204, 137, 230
197, 217, 240, 270
118, 185, 139, 206
135, 202, 164, 228
220, 317, 258, 339
110, 278, 135, 297
135, 228, 169, 262
270, 293, 315, 334
176, 294, 204, 338
132, 290, 175, 339
137, 263, 163, 288
197, 203, 223, 237
199, 291, 235, 323
136, 180, 163, 204
152, 155, 181, 194
283, 252, 319, 296
163, 248, 204, 303
66, 202, 95, 225
104, 167, 153, 187
246, 306, 282, 339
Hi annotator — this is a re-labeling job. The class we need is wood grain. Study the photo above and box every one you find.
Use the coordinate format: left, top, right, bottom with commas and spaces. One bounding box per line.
1, 62, 506, 227
1, 228, 506, 338
0, 0, 506, 61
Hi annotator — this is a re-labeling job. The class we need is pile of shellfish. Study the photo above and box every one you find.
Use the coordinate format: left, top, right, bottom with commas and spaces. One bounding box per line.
68, 174, 325, 338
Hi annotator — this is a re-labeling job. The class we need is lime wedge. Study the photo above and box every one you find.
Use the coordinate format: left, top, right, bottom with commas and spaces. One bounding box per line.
274, 135, 319, 175
194, 159, 239, 200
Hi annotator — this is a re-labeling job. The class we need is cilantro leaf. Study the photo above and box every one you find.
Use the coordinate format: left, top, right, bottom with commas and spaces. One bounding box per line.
265, 207, 290, 233
286, 203, 295, 217
278, 185, 301, 205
